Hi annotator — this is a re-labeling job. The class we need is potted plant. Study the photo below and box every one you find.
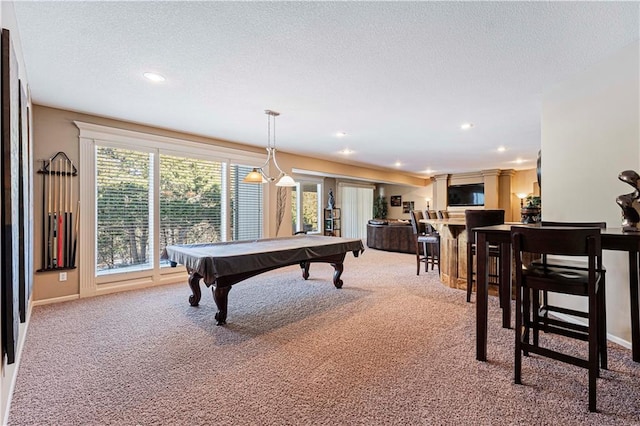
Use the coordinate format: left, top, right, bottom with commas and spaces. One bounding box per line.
521, 195, 541, 223
373, 195, 388, 219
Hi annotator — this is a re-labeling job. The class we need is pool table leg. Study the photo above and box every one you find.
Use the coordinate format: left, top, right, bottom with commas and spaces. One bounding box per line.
299, 258, 344, 288
332, 262, 344, 288
188, 272, 202, 306
213, 286, 231, 325
300, 261, 311, 280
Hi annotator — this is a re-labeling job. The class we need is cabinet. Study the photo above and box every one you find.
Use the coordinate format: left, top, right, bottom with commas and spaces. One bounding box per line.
324, 208, 341, 236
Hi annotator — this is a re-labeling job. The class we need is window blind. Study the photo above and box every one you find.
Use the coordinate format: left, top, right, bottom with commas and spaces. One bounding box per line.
96, 146, 152, 273
230, 164, 262, 240
159, 154, 223, 251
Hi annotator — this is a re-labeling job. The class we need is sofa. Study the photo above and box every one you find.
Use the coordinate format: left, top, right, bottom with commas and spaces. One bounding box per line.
366, 219, 415, 254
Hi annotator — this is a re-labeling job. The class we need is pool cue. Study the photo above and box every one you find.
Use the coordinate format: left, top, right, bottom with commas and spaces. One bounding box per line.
54, 158, 59, 268
71, 201, 79, 267
67, 159, 71, 267
47, 158, 51, 268
49, 156, 55, 268
69, 161, 74, 267
64, 159, 72, 267
62, 159, 66, 267
53, 159, 62, 268
41, 160, 46, 270
58, 157, 63, 268
68, 160, 72, 268
64, 159, 69, 267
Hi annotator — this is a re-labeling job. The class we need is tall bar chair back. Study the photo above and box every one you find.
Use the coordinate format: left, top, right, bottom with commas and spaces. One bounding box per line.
465, 209, 505, 303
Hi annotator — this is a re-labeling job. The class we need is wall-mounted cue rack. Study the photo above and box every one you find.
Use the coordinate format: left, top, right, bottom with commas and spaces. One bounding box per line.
37, 151, 78, 272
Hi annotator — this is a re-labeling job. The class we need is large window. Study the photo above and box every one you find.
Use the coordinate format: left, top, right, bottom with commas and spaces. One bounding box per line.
159, 154, 224, 264
96, 146, 153, 273
81, 122, 265, 285
96, 151, 262, 277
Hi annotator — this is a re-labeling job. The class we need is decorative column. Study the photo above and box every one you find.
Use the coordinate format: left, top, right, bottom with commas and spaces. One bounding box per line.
498, 169, 516, 221
433, 174, 450, 211
481, 169, 501, 209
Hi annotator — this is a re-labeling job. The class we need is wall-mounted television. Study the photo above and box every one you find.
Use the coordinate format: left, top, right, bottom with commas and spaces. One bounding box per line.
447, 183, 485, 207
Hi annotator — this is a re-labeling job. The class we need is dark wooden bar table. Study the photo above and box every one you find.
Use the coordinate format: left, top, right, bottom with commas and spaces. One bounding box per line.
474, 224, 640, 363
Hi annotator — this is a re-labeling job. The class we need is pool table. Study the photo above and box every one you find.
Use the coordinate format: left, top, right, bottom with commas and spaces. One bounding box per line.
161, 235, 364, 325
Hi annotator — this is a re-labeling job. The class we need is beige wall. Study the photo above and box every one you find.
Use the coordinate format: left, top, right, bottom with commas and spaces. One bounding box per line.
511, 168, 539, 220
31, 105, 429, 302
270, 151, 425, 237
375, 170, 536, 222
377, 182, 433, 219
429, 169, 535, 221
32, 105, 537, 305
542, 41, 640, 346
32, 106, 271, 301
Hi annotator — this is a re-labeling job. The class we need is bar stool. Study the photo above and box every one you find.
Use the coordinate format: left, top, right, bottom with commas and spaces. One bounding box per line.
537, 221, 607, 350
409, 210, 440, 275
465, 209, 505, 303
512, 226, 607, 412
422, 210, 441, 274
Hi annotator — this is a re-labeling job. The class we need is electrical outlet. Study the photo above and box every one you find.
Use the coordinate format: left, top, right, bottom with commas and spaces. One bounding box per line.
59, 272, 67, 282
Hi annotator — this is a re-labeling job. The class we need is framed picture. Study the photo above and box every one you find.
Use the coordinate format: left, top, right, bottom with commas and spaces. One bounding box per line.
2, 28, 21, 364
402, 201, 414, 213
390, 195, 402, 207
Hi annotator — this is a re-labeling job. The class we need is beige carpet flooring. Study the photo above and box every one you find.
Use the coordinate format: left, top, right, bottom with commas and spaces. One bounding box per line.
7, 248, 640, 425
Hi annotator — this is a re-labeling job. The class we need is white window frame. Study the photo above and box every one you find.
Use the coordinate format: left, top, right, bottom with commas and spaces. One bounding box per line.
76, 121, 267, 298
94, 143, 156, 278
292, 178, 323, 235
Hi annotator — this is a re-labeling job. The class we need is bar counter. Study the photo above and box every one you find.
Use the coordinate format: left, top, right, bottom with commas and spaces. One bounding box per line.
421, 218, 506, 298
421, 218, 468, 290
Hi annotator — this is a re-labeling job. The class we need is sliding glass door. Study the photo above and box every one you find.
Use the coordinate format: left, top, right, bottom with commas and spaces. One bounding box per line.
339, 184, 373, 239
291, 180, 322, 234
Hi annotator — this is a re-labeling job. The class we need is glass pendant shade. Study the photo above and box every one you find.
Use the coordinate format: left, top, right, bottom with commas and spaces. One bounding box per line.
243, 168, 266, 184
275, 174, 296, 187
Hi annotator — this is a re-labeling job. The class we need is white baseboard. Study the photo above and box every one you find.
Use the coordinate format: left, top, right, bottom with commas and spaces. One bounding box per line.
551, 312, 632, 350
34, 275, 185, 306
31, 294, 79, 307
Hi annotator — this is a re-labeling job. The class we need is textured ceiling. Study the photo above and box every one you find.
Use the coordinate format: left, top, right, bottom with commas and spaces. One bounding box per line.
12, 1, 640, 178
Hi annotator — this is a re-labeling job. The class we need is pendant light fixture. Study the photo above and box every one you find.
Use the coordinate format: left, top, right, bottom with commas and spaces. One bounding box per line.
243, 110, 296, 187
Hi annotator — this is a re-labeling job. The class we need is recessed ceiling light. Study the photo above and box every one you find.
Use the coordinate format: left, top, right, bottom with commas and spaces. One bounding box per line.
515, 158, 525, 164
340, 149, 354, 155
335, 131, 347, 138
461, 123, 474, 130
143, 72, 166, 82
497, 146, 506, 153
394, 161, 402, 167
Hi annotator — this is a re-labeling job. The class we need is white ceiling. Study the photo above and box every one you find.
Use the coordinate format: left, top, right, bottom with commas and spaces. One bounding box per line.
12, 1, 640, 178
